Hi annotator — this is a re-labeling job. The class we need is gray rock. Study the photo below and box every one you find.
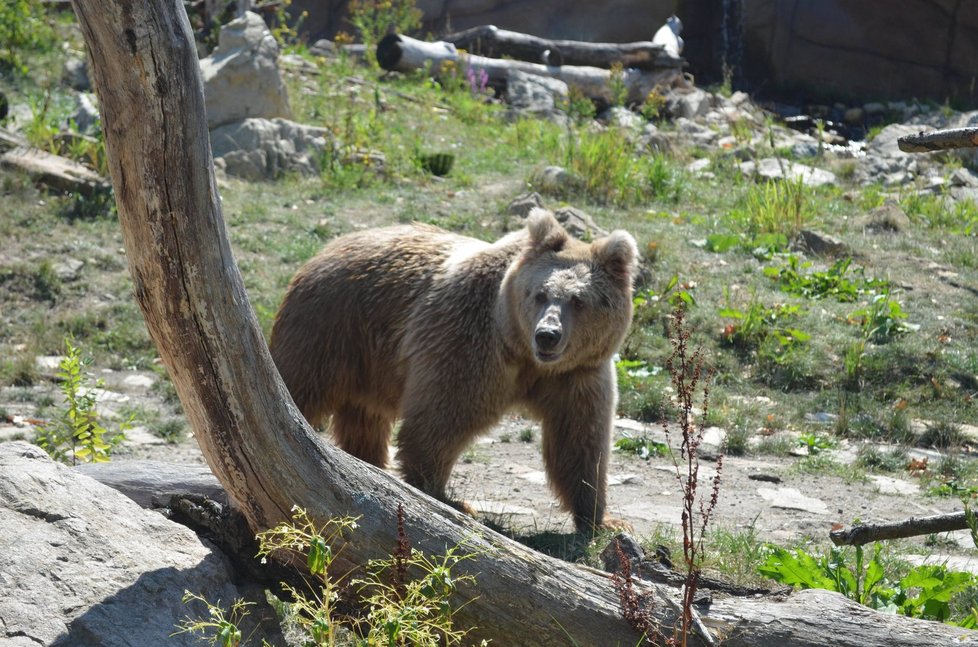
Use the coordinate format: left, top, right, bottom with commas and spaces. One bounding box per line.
62, 56, 90, 92
552, 206, 608, 240
69, 93, 100, 134
637, 123, 671, 153
530, 165, 581, 196
506, 70, 568, 123
793, 229, 848, 257
53, 258, 84, 282
0, 442, 282, 646
506, 191, 545, 219
664, 87, 713, 120
600, 106, 643, 130
200, 11, 291, 129
210, 117, 333, 180
742, 157, 837, 187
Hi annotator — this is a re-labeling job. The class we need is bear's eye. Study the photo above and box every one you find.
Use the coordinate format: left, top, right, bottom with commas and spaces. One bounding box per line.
534, 292, 548, 304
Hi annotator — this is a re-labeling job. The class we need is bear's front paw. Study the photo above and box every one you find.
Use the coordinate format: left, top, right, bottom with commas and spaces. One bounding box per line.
599, 516, 634, 533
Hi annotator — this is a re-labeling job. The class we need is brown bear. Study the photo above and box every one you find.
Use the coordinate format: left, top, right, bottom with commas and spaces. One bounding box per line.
269, 208, 638, 532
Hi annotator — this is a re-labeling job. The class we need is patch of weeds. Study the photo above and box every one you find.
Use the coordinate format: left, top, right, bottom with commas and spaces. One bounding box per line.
719, 294, 809, 352
755, 337, 822, 392
848, 290, 916, 343
153, 419, 187, 444
759, 542, 978, 623
797, 431, 836, 455
0, 0, 56, 74
615, 434, 669, 460
704, 519, 770, 588
517, 427, 535, 443
0, 348, 39, 387
754, 433, 794, 456
347, 0, 422, 68
793, 454, 868, 484
34, 336, 130, 464
901, 193, 978, 234
856, 445, 908, 472
918, 421, 967, 451
615, 359, 670, 422
729, 176, 814, 240
763, 255, 888, 302
722, 423, 751, 456
0, 261, 62, 302
203, 504, 488, 646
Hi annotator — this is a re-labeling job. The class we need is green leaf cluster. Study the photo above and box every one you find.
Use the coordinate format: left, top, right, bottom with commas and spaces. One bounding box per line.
759, 543, 977, 623
35, 336, 128, 464
763, 256, 888, 302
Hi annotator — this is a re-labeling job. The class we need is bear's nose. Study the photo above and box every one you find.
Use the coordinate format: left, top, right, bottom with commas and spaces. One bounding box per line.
535, 327, 562, 352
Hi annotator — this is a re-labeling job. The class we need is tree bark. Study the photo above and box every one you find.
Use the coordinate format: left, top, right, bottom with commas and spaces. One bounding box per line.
442, 24, 683, 71
377, 33, 680, 105
898, 126, 978, 152
830, 511, 969, 546
69, 1, 978, 645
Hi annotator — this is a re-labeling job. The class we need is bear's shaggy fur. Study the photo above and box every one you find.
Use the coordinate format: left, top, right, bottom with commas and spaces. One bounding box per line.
269, 209, 638, 532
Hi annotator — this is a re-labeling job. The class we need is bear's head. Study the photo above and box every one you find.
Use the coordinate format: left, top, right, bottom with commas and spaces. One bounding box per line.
504, 209, 639, 371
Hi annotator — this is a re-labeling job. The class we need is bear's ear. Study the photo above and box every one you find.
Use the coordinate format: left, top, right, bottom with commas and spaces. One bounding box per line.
593, 230, 639, 284
526, 208, 568, 253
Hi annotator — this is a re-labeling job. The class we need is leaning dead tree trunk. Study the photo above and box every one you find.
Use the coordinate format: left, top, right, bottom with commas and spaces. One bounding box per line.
70, 2, 675, 645
442, 24, 683, 70
70, 1, 978, 645
377, 33, 680, 105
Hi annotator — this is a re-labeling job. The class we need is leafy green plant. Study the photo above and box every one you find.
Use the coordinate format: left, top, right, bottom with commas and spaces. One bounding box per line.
796, 432, 835, 455
849, 290, 915, 343
614, 433, 668, 459
347, 0, 422, 65
35, 336, 129, 464
719, 296, 809, 352
248, 505, 485, 646
607, 62, 627, 107
763, 256, 888, 302
0, 0, 56, 74
173, 592, 251, 647
759, 543, 978, 622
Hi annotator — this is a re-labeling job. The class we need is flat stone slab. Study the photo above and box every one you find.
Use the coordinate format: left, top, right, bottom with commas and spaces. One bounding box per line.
757, 486, 829, 514
869, 474, 920, 496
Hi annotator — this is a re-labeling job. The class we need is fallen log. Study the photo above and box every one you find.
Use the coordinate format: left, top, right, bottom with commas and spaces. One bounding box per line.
898, 126, 978, 152
830, 511, 969, 546
377, 33, 680, 105
442, 24, 683, 71
0, 143, 109, 196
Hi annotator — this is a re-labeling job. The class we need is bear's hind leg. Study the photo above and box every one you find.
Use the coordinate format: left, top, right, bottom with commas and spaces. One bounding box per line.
331, 404, 393, 468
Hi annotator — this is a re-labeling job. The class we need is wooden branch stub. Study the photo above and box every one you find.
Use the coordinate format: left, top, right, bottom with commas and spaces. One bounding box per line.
830, 511, 968, 546
898, 127, 978, 153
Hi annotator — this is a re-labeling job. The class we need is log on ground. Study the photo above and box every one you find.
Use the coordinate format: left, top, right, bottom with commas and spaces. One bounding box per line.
442, 24, 684, 70
377, 32, 681, 105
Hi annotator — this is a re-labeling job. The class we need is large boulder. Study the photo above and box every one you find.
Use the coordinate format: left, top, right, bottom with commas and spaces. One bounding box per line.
200, 11, 291, 129
0, 441, 282, 646
210, 117, 334, 180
